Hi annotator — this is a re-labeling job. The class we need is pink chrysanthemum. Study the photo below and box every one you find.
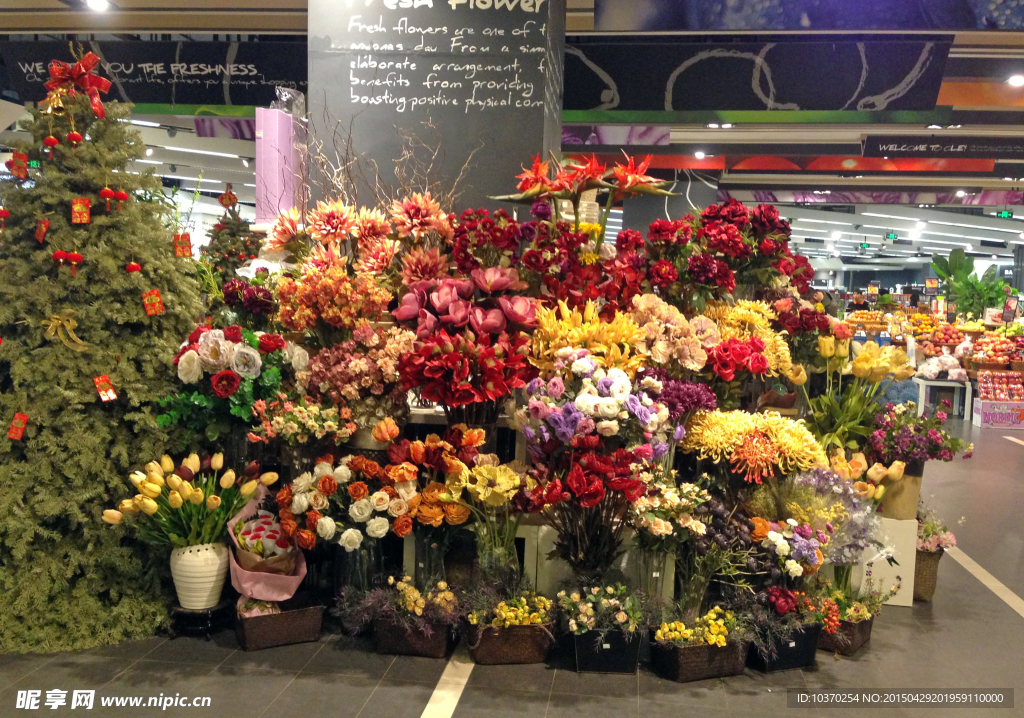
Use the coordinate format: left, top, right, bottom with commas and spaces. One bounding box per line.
391, 192, 453, 242
307, 200, 356, 245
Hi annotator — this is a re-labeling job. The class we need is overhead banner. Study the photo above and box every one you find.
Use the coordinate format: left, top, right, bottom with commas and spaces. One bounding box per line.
564, 39, 950, 115
0, 41, 307, 109
864, 135, 1024, 159
595, 0, 1024, 31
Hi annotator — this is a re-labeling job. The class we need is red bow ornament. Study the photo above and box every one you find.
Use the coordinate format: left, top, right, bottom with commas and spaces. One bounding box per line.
44, 52, 112, 119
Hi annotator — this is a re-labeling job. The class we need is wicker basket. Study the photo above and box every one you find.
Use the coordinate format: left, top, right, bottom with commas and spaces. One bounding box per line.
817, 616, 873, 656
965, 330, 985, 341
235, 594, 324, 651
973, 360, 1010, 372
374, 618, 456, 658
914, 549, 944, 602
467, 624, 553, 665
650, 638, 748, 683
1011, 361, 1024, 373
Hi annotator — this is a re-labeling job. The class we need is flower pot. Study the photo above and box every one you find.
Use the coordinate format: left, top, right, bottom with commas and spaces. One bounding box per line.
373, 618, 456, 658
170, 543, 230, 610
747, 625, 822, 672
817, 616, 873, 655
467, 624, 553, 665
880, 462, 924, 520
235, 594, 324, 651
572, 630, 641, 674
914, 549, 943, 602
649, 638, 748, 683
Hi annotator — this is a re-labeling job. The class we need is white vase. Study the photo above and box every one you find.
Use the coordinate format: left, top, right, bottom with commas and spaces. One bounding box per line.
169, 543, 229, 610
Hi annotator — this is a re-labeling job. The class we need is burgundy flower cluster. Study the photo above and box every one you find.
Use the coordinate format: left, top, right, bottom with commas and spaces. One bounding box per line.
776, 308, 832, 336
528, 447, 646, 510
450, 208, 525, 274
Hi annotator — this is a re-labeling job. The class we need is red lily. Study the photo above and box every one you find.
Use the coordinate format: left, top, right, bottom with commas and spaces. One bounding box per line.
612, 154, 657, 191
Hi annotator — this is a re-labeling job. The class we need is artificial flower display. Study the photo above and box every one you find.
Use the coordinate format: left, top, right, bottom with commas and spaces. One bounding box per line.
219, 272, 278, 331
555, 584, 643, 635
654, 606, 738, 648
628, 464, 710, 553
102, 454, 278, 547
249, 394, 357, 447
628, 294, 709, 372
869, 401, 974, 465
529, 300, 647, 378
917, 504, 957, 553
467, 593, 553, 628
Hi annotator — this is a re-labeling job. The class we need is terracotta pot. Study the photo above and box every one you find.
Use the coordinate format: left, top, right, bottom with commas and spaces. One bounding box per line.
170, 543, 230, 610
880, 461, 924, 520
914, 549, 943, 602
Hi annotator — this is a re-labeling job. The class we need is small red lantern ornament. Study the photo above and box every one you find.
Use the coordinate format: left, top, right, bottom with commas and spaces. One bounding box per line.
114, 189, 130, 211
43, 135, 59, 159
67, 251, 83, 276
126, 261, 141, 273
67, 130, 83, 144
0, 208, 9, 232
52, 249, 68, 266
99, 187, 115, 211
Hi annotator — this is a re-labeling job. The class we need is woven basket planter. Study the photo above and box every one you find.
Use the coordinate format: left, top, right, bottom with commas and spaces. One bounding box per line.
374, 618, 456, 658
914, 549, 944, 602
235, 595, 324, 651
649, 638, 748, 683
817, 616, 873, 656
467, 624, 553, 665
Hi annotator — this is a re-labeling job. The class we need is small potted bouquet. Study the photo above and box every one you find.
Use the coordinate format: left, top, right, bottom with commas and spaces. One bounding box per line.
746, 587, 838, 672
650, 605, 749, 683
915, 503, 957, 602
345, 576, 461, 658
465, 591, 554, 665
818, 567, 901, 655
101, 453, 279, 610
556, 584, 644, 674
868, 401, 973, 520
219, 270, 277, 331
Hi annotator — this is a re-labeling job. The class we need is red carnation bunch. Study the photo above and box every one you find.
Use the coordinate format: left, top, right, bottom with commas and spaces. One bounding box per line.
615, 228, 645, 254
708, 337, 769, 382
687, 253, 736, 293
647, 218, 691, 245
701, 198, 749, 228
700, 221, 751, 259
766, 586, 798, 615
648, 259, 678, 288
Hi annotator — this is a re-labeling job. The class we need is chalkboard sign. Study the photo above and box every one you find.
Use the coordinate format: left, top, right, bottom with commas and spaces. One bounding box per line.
308, 0, 565, 210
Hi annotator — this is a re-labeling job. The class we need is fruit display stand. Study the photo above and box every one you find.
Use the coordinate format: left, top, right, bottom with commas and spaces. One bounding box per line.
972, 371, 1024, 430
912, 377, 972, 418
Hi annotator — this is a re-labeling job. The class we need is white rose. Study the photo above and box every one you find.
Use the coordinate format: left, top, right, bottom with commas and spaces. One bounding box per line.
292, 472, 314, 494
571, 358, 595, 376
598, 399, 620, 418
775, 540, 791, 557
313, 462, 333, 479
338, 528, 363, 552
370, 491, 391, 512
291, 493, 310, 514
574, 395, 598, 416
349, 498, 373, 523
394, 481, 418, 501
366, 516, 389, 539
785, 559, 803, 578
291, 346, 310, 372
231, 345, 262, 378
596, 420, 619, 437
197, 337, 230, 373
333, 464, 352, 483
177, 350, 203, 384
388, 499, 409, 517
609, 380, 631, 401
591, 367, 606, 381
316, 516, 337, 540
308, 490, 329, 511
606, 368, 628, 383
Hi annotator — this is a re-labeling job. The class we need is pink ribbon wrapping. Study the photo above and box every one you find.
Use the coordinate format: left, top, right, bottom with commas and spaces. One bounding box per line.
226, 484, 307, 602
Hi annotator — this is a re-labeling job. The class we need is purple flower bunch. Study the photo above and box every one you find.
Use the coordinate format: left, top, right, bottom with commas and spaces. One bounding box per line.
869, 404, 973, 464
636, 367, 717, 421
794, 468, 877, 565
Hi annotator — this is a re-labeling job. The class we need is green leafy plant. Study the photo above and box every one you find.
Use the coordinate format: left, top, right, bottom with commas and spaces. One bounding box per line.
931, 249, 1007, 317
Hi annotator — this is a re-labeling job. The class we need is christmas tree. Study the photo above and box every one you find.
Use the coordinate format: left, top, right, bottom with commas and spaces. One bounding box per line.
0, 57, 203, 652
202, 187, 264, 280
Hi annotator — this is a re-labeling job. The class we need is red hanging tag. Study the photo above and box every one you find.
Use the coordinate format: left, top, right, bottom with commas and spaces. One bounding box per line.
142, 288, 165, 316
35, 219, 50, 243
94, 375, 117, 402
10, 152, 28, 180
8, 413, 28, 441
71, 198, 91, 224
173, 233, 192, 258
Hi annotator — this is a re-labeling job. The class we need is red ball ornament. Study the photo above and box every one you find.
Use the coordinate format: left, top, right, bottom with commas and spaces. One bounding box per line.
126, 262, 141, 273
99, 187, 115, 212
67, 252, 83, 277
67, 131, 83, 145
114, 190, 130, 211
52, 249, 68, 265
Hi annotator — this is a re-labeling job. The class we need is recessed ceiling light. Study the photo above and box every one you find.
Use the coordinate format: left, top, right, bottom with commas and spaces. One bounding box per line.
86, 0, 109, 11
145, 147, 153, 156
915, 220, 926, 229
992, 254, 999, 259
130, 119, 161, 128
1009, 75, 1024, 87
956, 190, 966, 197
242, 158, 250, 168
694, 151, 706, 160
927, 124, 942, 130
721, 123, 733, 129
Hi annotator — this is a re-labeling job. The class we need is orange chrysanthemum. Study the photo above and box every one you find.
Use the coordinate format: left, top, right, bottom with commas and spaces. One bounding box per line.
399, 247, 450, 288
355, 236, 401, 276
729, 430, 779, 484
355, 206, 392, 243
391, 192, 452, 242
307, 200, 356, 246
267, 207, 302, 251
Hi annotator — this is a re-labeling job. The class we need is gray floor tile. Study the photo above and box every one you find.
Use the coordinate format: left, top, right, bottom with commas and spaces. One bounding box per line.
191, 666, 297, 718
265, 673, 380, 718
65, 637, 168, 662
385, 654, 454, 684
0, 654, 55, 692
299, 636, 395, 679
639, 700, 730, 718
452, 686, 551, 718
145, 630, 240, 664
464, 662, 555, 693
90, 663, 222, 718
354, 678, 436, 718
638, 667, 731, 709
545, 692, 639, 718
219, 640, 324, 672
550, 667, 639, 698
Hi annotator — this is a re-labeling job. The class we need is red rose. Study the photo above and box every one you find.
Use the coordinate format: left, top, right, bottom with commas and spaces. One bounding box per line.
258, 333, 287, 354
615, 228, 645, 253
188, 325, 210, 344
748, 353, 769, 374
521, 249, 548, 272
767, 586, 798, 615
224, 325, 243, 343
211, 370, 241, 398
648, 259, 678, 288
758, 239, 779, 255
750, 203, 789, 237
714, 359, 736, 382
727, 341, 751, 363
701, 198, 748, 228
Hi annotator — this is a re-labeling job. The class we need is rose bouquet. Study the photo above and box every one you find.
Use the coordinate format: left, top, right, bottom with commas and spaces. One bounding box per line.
159, 325, 304, 447
771, 299, 838, 368
220, 271, 277, 330
101, 452, 278, 547
301, 322, 416, 432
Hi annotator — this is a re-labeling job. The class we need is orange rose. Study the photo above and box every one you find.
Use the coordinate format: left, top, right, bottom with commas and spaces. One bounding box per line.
317, 475, 338, 497
422, 482, 447, 505
425, 433, 443, 447
362, 461, 385, 480
382, 485, 399, 499
443, 502, 471, 525
416, 503, 444, 527
280, 519, 298, 538
306, 509, 323, 531
348, 456, 368, 474
296, 529, 317, 550
278, 508, 295, 524
392, 514, 413, 538
750, 517, 771, 543
408, 441, 426, 464
348, 481, 369, 501
276, 485, 293, 508
316, 453, 335, 465
372, 417, 401, 443
387, 462, 419, 485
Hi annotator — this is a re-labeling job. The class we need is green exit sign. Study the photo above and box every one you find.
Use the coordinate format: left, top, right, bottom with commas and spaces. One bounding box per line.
885, 232, 898, 240
28, 160, 40, 168
860, 243, 871, 249
997, 210, 1014, 219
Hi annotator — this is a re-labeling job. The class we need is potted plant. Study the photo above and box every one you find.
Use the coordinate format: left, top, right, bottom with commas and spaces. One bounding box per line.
868, 402, 973, 520
746, 587, 838, 672
650, 605, 749, 682
556, 584, 644, 674
465, 591, 554, 665
101, 453, 279, 610
915, 504, 957, 602
818, 567, 901, 655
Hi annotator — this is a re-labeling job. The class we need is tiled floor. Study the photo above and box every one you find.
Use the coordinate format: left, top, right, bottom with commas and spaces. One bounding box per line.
2, 422, 1022, 718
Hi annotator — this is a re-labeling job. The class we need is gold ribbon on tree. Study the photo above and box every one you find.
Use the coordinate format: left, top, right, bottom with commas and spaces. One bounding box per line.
40, 309, 89, 352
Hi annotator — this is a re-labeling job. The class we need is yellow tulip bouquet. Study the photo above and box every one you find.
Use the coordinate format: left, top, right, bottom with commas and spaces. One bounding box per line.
796, 340, 916, 452
102, 453, 279, 548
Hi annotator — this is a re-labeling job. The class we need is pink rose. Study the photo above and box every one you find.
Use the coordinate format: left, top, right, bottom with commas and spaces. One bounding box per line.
832, 319, 854, 340
773, 298, 793, 313
528, 399, 551, 421
430, 283, 459, 313
417, 309, 438, 339
498, 295, 538, 328
392, 292, 423, 322
469, 306, 507, 334
442, 299, 471, 327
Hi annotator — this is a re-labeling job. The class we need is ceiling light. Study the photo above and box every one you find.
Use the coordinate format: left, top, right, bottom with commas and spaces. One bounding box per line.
916, 221, 926, 229
1005, 177, 1015, 182
831, 251, 840, 258
161, 146, 240, 159
992, 254, 999, 259
831, 230, 842, 240
909, 230, 921, 240
131, 119, 161, 128
86, 0, 109, 11
706, 124, 719, 129
927, 125, 942, 130
1009, 75, 1024, 87
135, 159, 162, 165
694, 151, 705, 160
241, 158, 250, 168
956, 190, 966, 197
145, 147, 153, 156
721, 123, 733, 129
947, 125, 962, 129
